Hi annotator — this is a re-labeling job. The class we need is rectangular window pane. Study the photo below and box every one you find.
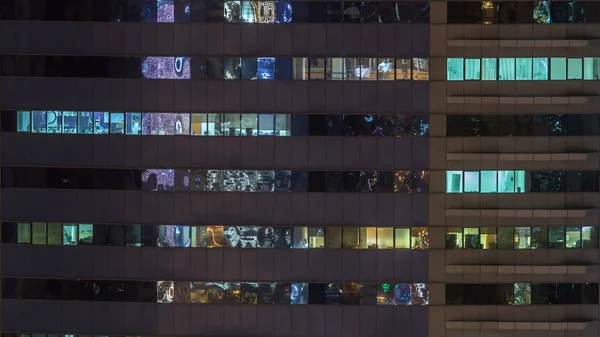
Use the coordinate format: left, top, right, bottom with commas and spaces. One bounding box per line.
499, 58, 515, 80
47, 223, 62, 245
394, 228, 410, 248
206, 225, 224, 248
446, 171, 463, 193
241, 113, 257, 136
481, 58, 497, 80
78, 224, 93, 245
567, 58, 583, 79
514, 227, 531, 249
17, 111, 31, 132
63, 224, 78, 245
308, 227, 324, 248
548, 227, 565, 248
258, 114, 274, 136
126, 112, 142, 135
565, 227, 581, 248
275, 114, 291, 136
533, 57, 549, 80
463, 171, 480, 192
498, 170, 515, 193
377, 58, 395, 80
582, 226, 598, 248
463, 228, 479, 249
531, 227, 548, 248
516, 58, 532, 80
480, 171, 498, 193
550, 57, 567, 80
110, 112, 125, 134
17, 223, 31, 244
447, 58, 464, 80
32, 111, 47, 133
480, 227, 497, 249
293, 226, 308, 248
446, 227, 463, 249
464, 59, 481, 80
376, 228, 394, 249
411, 227, 429, 249
497, 227, 513, 249
342, 227, 361, 249
413, 58, 429, 80
395, 58, 412, 80
583, 57, 600, 80
327, 58, 347, 80
32, 222, 46, 244
326, 227, 342, 248
191, 226, 207, 247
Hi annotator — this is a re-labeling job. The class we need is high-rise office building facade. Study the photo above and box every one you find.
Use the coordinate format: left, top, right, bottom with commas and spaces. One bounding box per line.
0, 1, 599, 337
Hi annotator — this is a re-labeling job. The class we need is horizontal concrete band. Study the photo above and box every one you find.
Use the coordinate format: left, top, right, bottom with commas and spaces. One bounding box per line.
446, 265, 592, 274
446, 153, 592, 161
447, 40, 589, 48
447, 97, 591, 104
445, 209, 594, 218
446, 321, 592, 330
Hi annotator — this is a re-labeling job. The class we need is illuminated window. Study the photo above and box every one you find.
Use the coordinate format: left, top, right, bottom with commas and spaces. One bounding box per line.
480, 227, 497, 249
584, 57, 600, 80
447, 58, 464, 80
445, 228, 463, 249
17, 223, 31, 244
63, 224, 78, 245
78, 224, 93, 245
126, 112, 142, 135
533, 57, 549, 80
516, 58, 532, 80
16, 111, 31, 132
550, 57, 566, 80
410, 227, 429, 249
463, 228, 479, 249
565, 227, 581, 248
32, 223, 46, 245
206, 225, 224, 248
582, 226, 598, 248
463, 171, 480, 192
308, 227, 325, 248
446, 171, 463, 193
499, 58, 515, 80
568, 58, 583, 79
327, 58, 348, 80
464, 59, 481, 80
377, 58, 395, 80
480, 171, 498, 193
394, 228, 410, 249
412, 58, 429, 80
531, 227, 548, 248
514, 227, 531, 249
481, 58, 497, 80
109, 112, 124, 134
79, 112, 94, 134
395, 58, 412, 80
191, 226, 207, 247
158, 225, 190, 247
548, 227, 565, 248
377, 228, 394, 249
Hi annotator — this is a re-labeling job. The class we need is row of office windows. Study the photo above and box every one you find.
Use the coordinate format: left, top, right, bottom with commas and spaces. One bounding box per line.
0, 0, 431, 23
446, 226, 598, 249
1, 56, 430, 81
447, 114, 600, 137
447, 57, 600, 81
447, 1, 600, 24
5, 111, 430, 137
3, 168, 430, 193
2, 278, 429, 305
3, 223, 430, 249
446, 283, 599, 305
446, 170, 599, 194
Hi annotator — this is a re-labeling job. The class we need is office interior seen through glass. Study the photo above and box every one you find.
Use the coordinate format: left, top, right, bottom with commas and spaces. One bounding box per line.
7, 111, 430, 137
447, 1, 600, 23
446, 226, 598, 249
447, 57, 600, 81
0, 0, 431, 23
3, 223, 430, 249
446, 170, 599, 193
4, 167, 430, 193
2, 278, 430, 305
0, 56, 430, 81
447, 114, 600, 137
446, 283, 599, 305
